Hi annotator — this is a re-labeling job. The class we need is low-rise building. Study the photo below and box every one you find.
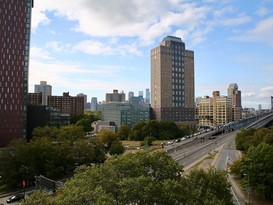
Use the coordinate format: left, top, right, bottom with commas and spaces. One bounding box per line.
27, 105, 70, 139
100, 96, 150, 131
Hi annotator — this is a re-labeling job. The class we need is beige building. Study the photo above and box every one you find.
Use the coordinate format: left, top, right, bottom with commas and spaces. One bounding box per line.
150, 36, 195, 124
198, 91, 232, 127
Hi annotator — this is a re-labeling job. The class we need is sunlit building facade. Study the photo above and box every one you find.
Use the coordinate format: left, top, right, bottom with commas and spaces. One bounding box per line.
150, 36, 195, 124
198, 91, 232, 127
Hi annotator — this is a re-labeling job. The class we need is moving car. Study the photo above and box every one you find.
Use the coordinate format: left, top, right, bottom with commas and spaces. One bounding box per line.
6, 194, 24, 203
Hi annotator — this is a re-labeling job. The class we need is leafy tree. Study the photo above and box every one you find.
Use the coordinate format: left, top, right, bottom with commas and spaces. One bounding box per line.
230, 159, 242, 177
97, 129, 117, 150
75, 113, 101, 132
22, 190, 53, 205
58, 125, 85, 141
116, 124, 130, 140
240, 143, 273, 199
129, 120, 183, 141
0, 129, 106, 188
129, 121, 147, 140
158, 121, 181, 140
23, 152, 233, 205
32, 126, 60, 140
109, 140, 125, 155
142, 136, 155, 146
186, 168, 233, 205
235, 128, 256, 150
0, 140, 26, 188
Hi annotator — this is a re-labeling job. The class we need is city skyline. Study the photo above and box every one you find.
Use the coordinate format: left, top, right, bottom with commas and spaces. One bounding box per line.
29, 0, 273, 109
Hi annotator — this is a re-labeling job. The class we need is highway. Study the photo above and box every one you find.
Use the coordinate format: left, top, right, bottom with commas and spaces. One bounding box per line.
166, 130, 246, 205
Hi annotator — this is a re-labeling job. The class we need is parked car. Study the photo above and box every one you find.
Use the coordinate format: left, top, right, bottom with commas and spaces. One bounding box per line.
6, 194, 24, 203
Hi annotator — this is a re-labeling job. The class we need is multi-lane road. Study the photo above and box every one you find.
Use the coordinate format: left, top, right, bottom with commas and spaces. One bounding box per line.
165, 130, 247, 205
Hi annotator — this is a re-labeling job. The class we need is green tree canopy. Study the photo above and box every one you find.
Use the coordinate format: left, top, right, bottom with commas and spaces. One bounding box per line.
23, 152, 233, 205
240, 143, 273, 199
0, 127, 106, 188
97, 129, 117, 150
116, 124, 130, 140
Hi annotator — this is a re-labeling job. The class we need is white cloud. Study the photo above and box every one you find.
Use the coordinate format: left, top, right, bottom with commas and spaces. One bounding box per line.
256, 7, 269, 17
46, 41, 71, 53
73, 40, 142, 56
73, 40, 114, 55
230, 16, 273, 45
30, 46, 53, 60
221, 13, 251, 26
31, 0, 212, 46
242, 92, 256, 97
31, 9, 51, 32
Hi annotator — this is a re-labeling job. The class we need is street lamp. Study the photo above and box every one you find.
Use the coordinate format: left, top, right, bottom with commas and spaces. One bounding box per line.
244, 173, 250, 204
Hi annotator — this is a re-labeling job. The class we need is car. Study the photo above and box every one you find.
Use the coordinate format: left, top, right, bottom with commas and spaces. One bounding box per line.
6, 194, 24, 203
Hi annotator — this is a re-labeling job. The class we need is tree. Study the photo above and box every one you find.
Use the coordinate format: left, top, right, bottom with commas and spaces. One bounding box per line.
185, 168, 233, 205
116, 124, 130, 140
32, 126, 60, 140
58, 125, 85, 141
24, 152, 233, 205
129, 121, 147, 141
97, 129, 117, 150
75, 112, 101, 132
22, 190, 53, 205
142, 136, 155, 146
240, 143, 273, 199
235, 128, 256, 150
109, 140, 125, 155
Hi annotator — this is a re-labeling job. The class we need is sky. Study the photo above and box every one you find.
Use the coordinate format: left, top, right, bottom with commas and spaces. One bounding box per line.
29, 0, 273, 109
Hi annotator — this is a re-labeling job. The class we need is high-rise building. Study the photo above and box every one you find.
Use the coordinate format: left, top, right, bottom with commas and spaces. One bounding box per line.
0, 0, 33, 147
150, 36, 195, 123
106, 90, 125, 103
145, 88, 150, 104
128, 91, 134, 101
227, 83, 242, 121
34, 81, 52, 105
138, 91, 144, 103
90, 97, 98, 111
77, 93, 89, 110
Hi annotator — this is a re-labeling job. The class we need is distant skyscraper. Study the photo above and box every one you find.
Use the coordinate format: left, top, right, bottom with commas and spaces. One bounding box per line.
77, 93, 89, 110
227, 83, 242, 121
138, 91, 144, 103
0, 0, 33, 147
150, 36, 195, 123
128, 91, 134, 101
35, 81, 52, 105
91, 97, 98, 111
258, 104, 262, 110
145, 88, 150, 104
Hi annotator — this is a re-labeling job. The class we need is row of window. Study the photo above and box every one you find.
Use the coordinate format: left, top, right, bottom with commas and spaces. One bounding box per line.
0, 69, 25, 77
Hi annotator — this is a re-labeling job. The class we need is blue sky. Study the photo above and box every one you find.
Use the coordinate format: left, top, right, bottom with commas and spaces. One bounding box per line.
29, 0, 273, 109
